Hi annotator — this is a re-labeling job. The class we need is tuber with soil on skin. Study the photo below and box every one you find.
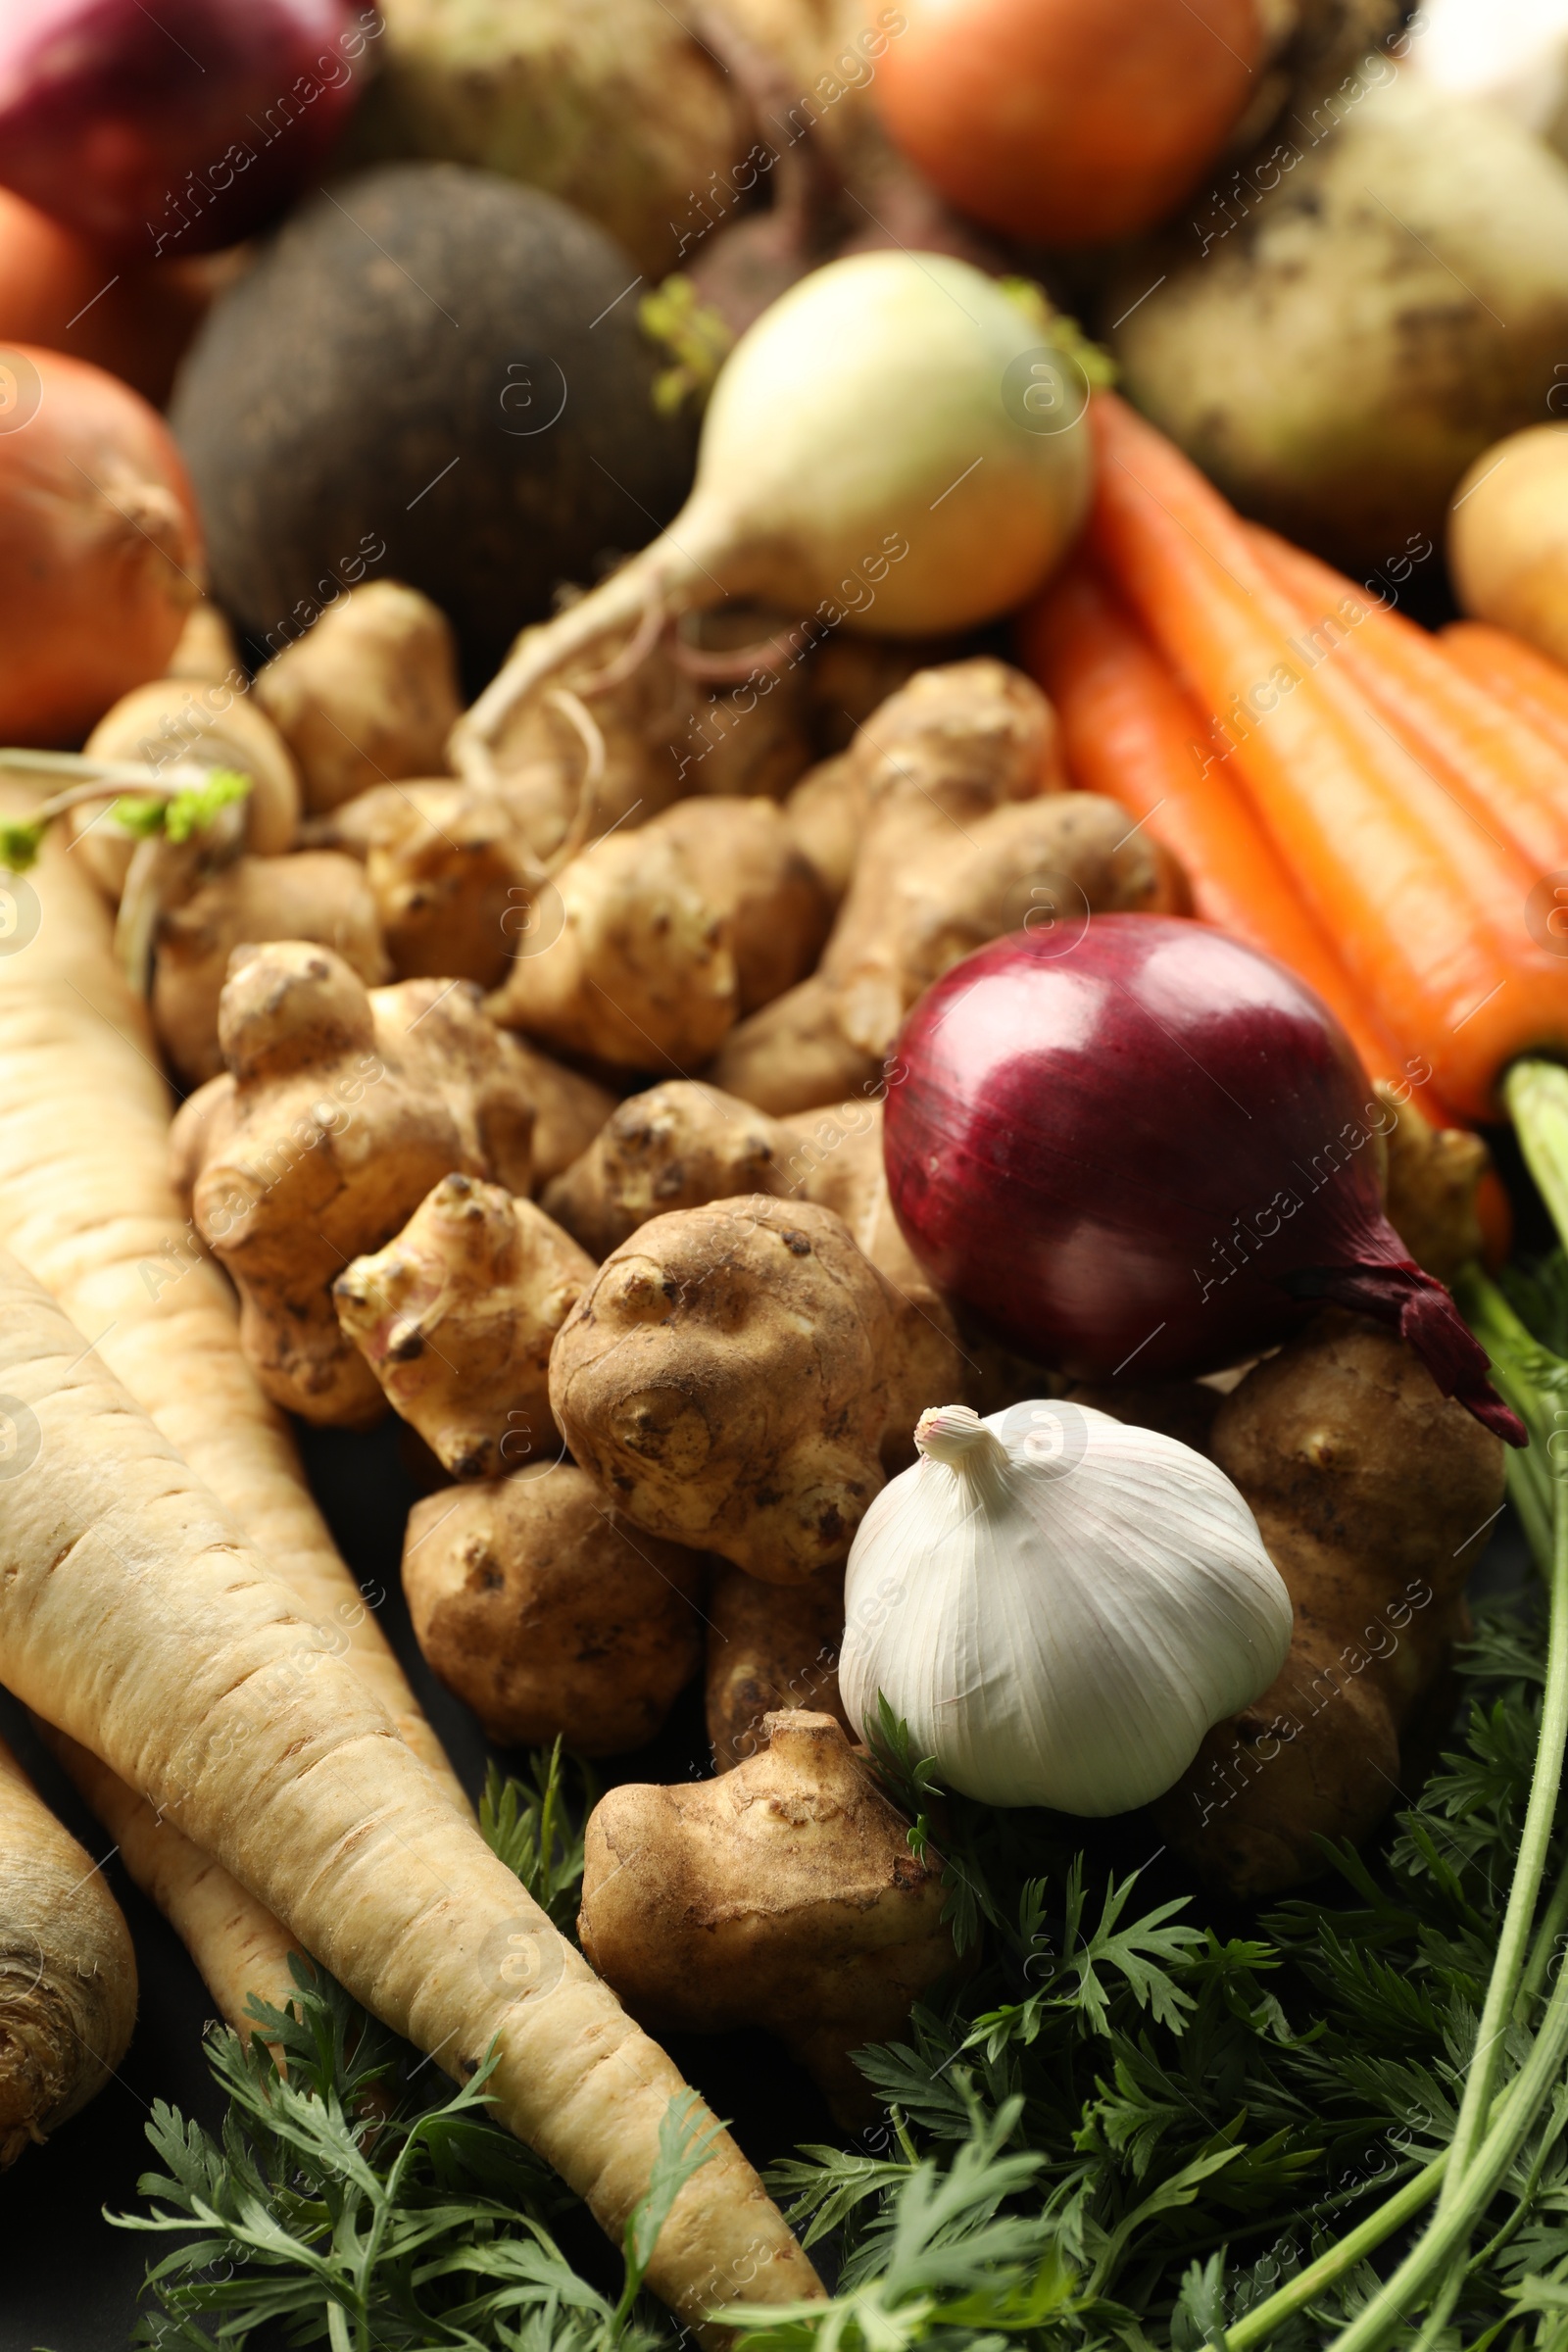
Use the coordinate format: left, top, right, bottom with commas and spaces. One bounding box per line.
1108, 74, 1568, 571
69, 673, 301, 917
1375, 1081, 1494, 1286
706, 1564, 849, 1771
713, 660, 1181, 1114
335, 1172, 594, 1480
486, 795, 830, 1071
251, 581, 463, 816
402, 1465, 706, 1752
181, 944, 538, 1427
549, 1195, 956, 1584
544, 1081, 800, 1259
1149, 1310, 1506, 1898
152, 851, 389, 1086
0, 1251, 821, 2329
0, 1734, 137, 2168
579, 1709, 955, 2127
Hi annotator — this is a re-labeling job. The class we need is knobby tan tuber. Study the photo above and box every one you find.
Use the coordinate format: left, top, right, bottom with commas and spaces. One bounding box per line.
335, 1173, 594, 1479
182, 944, 537, 1426
544, 1081, 800, 1259
352, 779, 532, 988
71, 672, 301, 906
252, 581, 462, 814
706, 1565, 850, 1771
0, 1735, 137, 2166
403, 1466, 706, 1752
711, 659, 1173, 1114
579, 1709, 954, 2126
1152, 1310, 1505, 1897
1374, 1081, 1493, 1283
152, 851, 388, 1085
486, 796, 829, 1070
549, 1197, 955, 1583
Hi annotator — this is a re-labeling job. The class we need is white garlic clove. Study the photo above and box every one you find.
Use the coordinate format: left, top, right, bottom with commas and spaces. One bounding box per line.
838, 1399, 1292, 1815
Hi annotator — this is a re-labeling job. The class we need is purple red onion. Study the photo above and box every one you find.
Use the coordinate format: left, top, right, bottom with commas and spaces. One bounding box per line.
0, 0, 364, 257
884, 915, 1523, 1445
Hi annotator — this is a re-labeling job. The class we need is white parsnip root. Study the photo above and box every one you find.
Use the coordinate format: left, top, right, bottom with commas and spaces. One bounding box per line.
37, 1725, 302, 2039
0, 1734, 137, 2166
0, 1254, 821, 2335
0, 803, 464, 1808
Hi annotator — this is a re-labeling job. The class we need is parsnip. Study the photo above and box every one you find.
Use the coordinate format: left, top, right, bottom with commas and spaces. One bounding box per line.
0, 1255, 819, 2333
38, 1725, 301, 2039
0, 1735, 136, 2166
0, 804, 463, 1801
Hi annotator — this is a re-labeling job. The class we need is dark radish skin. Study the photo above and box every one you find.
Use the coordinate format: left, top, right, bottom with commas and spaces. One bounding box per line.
884, 917, 1523, 1446
0, 0, 362, 258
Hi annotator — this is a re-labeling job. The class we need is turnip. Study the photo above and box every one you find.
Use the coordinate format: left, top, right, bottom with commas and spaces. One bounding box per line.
456, 250, 1093, 784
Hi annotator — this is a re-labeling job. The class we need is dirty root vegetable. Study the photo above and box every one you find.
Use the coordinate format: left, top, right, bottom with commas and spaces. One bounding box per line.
335, 1172, 594, 1479
1150, 1309, 1506, 1895
550, 1197, 956, 1585
873, 0, 1267, 247
0, 1253, 820, 2330
0, 0, 363, 256
579, 1710, 954, 2126
252, 582, 462, 815
0, 346, 201, 744
885, 917, 1521, 1441
0, 1735, 137, 2166
403, 1465, 705, 1752
183, 945, 537, 1426
840, 1400, 1291, 1815
152, 851, 387, 1086
348, 0, 750, 280
1109, 75, 1568, 568
706, 1565, 850, 1771
455, 255, 1092, 783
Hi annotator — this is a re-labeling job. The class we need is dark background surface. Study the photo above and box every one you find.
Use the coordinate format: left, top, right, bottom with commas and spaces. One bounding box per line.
0, 1117, 1546, 2349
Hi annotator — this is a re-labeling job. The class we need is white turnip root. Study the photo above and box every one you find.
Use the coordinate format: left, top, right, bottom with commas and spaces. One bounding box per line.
454, 253, 1092, 786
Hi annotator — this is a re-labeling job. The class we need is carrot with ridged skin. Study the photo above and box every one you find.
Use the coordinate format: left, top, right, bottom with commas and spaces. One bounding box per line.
1018, 563, 1434, 1107
37, 1723, 302, 2039
0, 792, 465, 1812
0, 1252, 820, 2337
0, 1733, 136, 2166
1250, 529, 1568, 875
1443, 619, 1568, 770
1088, 394, 1568, 1122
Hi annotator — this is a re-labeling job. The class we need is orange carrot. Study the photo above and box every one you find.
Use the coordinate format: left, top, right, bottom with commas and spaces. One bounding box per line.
1019, 563, 1433, 1104
1088, 393, 1567, 1122
1250, 529, 1568, 875
1443, 620, 1568, 768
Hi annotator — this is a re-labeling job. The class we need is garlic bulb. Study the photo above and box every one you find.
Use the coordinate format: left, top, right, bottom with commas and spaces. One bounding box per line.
838, 1400, 1292, 1816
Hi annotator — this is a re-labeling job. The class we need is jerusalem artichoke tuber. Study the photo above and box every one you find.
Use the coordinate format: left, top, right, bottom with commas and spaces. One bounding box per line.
335, 1172, 594, 1479
403, 1466, 705, 1752
579, 1710, 954, 2126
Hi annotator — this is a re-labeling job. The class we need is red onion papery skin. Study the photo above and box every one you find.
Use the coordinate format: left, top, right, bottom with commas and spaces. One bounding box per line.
0, 0, 361, 257
884, 916, 1524, 1446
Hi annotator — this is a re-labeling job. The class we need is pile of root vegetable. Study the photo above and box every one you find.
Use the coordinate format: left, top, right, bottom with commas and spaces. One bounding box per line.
17, 2, 1568, 2349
